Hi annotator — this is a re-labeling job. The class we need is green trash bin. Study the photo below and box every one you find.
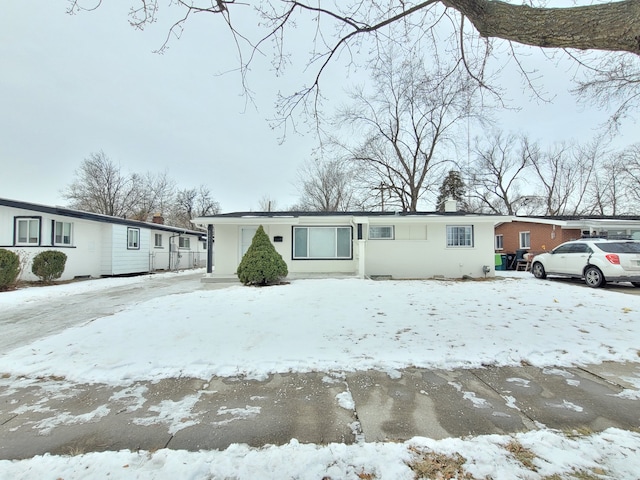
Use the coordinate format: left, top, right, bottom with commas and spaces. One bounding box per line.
495, 253, 505, 271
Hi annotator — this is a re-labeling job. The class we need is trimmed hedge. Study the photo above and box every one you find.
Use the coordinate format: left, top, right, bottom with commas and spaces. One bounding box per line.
0, 249, 20, 290
237, 225, 288, 286
31, 250, 67, 283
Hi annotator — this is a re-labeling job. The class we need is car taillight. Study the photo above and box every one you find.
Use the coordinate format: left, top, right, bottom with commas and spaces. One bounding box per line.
605, 254, 620, 264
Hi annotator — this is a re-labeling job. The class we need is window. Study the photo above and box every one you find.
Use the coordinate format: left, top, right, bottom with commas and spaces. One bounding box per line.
495, 234, 504, 250
15, 217, 40, 245
446, 225, 474, 247
154, 234, 163, 247
369, 225, 394, 240
127, 228, 140, 249
54, 221, 73, 246
293, 226, 352, 259
519, 231, 531, 249
179, 237, 191, 249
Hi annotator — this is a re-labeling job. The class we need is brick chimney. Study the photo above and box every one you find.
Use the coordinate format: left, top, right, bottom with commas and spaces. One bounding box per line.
152, 213, 164, 225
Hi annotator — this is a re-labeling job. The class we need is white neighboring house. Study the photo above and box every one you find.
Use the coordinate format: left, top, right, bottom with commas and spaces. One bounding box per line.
192, 202, 510, 281
0, 198, 207, 282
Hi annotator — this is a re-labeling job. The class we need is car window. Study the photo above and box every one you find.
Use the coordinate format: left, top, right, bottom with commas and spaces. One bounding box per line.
594, 242, 640, 254
553, 244, 574, 254
571, 243, 592, 253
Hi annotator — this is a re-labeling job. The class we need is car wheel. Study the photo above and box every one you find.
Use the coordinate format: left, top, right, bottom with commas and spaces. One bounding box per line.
584, 266, 605, 288
532, 262, 546, 279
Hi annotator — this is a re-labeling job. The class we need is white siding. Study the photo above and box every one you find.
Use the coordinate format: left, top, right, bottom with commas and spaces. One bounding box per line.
110, 225, 150, 275
1, 205, 103, 281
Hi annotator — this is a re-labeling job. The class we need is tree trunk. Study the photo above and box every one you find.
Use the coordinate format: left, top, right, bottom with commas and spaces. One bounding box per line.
445, 0, 640, 55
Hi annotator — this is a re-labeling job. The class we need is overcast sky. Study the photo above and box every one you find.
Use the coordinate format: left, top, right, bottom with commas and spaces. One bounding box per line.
1, 1, 636, 213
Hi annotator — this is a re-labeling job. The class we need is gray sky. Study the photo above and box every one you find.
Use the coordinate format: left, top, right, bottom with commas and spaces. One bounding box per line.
1, 2, 636, 212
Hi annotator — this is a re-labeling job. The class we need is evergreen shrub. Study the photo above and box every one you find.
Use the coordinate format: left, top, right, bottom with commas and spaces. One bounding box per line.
237, 225, 288, 286
0, 249, 20, 290
31, 250, 67, 283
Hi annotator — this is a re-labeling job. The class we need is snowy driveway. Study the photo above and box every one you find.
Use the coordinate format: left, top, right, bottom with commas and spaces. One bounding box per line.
0, 270, 224, 354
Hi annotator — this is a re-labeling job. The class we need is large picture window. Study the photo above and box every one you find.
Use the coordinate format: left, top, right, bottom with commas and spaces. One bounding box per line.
369, 225, 394, 240
15, 217, 40, 245
293, 226, 352, 259
127, 228, 140, 250
447, 225, 474, 247
54, 221, 73, 246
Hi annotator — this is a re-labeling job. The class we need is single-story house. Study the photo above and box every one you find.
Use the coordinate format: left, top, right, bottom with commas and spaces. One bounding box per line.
494, 216, 640, 269
192, 201, 510, 281
0, 197, 207, 282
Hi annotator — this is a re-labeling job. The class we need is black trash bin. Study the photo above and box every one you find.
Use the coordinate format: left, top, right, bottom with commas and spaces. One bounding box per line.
506, 253, 517, 270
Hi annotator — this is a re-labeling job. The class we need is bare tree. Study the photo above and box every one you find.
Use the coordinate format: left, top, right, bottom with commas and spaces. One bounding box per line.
257, 195, 278, 212
621, 143, 640, 211
571, 52, 640, 131
169, 185, 221, 229
467, 132, 533, 215
63, 151, 142, 217
334, 49, 482, 212
130, 171, 176, 221
530, 140, 599, 215
294, 158, 360, 212
68, 1, 640, 125
586, 153, 627, 215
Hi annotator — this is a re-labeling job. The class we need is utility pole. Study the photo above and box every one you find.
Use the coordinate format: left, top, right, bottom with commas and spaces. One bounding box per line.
372, 182, 388, 212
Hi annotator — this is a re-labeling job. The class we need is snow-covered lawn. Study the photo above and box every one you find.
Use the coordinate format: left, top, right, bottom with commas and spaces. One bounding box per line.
1, 272, 639, 479
1, 273, 639, 384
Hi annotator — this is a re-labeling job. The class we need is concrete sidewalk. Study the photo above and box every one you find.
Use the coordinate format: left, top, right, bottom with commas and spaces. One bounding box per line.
2, 362, 639, 460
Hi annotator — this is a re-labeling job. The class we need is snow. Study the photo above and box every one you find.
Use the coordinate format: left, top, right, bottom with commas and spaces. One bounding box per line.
1, 429, 639, 479
1, 271, 640, 478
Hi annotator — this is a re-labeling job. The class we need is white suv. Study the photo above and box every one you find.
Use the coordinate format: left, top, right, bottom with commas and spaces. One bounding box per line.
531, 239, 640, 288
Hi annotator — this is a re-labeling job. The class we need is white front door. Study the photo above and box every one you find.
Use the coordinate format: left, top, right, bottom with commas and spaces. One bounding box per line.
239, 226, 258, 262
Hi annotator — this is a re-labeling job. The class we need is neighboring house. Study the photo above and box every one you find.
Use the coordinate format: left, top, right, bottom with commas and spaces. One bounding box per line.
0, 198, 207, 281
495, 216, 640, 267
192, 202, 510, 281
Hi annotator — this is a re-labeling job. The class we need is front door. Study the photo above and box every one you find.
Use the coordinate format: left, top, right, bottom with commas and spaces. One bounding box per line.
239, 226, 258, 263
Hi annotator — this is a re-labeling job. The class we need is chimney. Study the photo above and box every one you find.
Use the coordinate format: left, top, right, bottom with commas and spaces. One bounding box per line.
444, 198, 457, 213
152, 213, 164, 225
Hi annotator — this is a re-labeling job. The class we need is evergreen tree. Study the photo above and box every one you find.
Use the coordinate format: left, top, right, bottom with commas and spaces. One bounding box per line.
237, 226, 288, 286
436, 170, 467, 212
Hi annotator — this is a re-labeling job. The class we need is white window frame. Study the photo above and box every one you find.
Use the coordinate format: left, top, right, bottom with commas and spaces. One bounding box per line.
179, 237, 191, 249
54, 221, 73, 246
127, 227, 140, 250
293, 226, 352, 259
446, 225, 474, 247
369, 225, 394, 240
15, 217, 40, 246
154, 233, 163, 248
519, 231, 531, 249
495, 234, 504, 250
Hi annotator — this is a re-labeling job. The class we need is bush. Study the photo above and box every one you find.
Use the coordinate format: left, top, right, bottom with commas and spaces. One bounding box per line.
0, 249, 20, 290
237, 225, 288, 286
31, 250, 67, 283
